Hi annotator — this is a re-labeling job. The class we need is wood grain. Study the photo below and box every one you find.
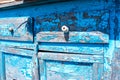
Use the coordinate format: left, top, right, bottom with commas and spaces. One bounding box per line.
0, 0, 16, 4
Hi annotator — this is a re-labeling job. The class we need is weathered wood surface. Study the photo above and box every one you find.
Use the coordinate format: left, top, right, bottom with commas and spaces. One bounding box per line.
38, 44, 104, 54
37, 31, 109, 43
36, 10, 109, 43
0, 41, 35, 50
116, 9, 120, 48
0, 0, 36, 4
0, 0, 23, 8
0, 47, 34, 57
0, 49, 34, 80
38, 52, 103, 63
0, 0, 15, 4
0, 17, 33, 42
111, 48, 120, 80
0, 0, 119, 80
0, 0, 66, 9
38, 52, 103, 80
32, 43, 39, 80
110, 6, 120, 80
0, 52, 5, 80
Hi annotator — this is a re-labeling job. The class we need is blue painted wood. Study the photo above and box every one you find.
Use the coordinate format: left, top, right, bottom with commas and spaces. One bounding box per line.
0, 52, 5, 80
0, 0, 119, 80
38, 44, 104, 54
38, 52, 104, 80
0, 0, 67, 10
0, 17, 33, 42
37, 32, 109, 43
0, 49, 35, 80
116, 10, 120, 48
0, 41, 35, 50
111, 48, 120, 80
32, 42, 39, 80
0, 47, 34, 57
36, 10, 109, 43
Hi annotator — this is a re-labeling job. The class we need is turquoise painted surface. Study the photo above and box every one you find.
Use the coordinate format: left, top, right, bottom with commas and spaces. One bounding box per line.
0, 49, 35, 80
0, 0, 119, 80
0, 17, 33, 42
5, 54, 32, 80
46, 61, 93, 80
38, 52, 104, 80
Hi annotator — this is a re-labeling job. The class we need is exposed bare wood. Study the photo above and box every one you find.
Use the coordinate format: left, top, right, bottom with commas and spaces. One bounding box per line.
0, 0, 16, 4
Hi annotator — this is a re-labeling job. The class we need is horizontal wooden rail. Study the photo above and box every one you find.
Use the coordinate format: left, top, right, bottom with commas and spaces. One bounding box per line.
0, 0, 37, 4
0, 0, 16, 4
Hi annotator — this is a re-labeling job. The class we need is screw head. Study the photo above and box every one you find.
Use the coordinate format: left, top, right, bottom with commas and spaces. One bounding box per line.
61, 25, 69, 33
9, 27, 13, 32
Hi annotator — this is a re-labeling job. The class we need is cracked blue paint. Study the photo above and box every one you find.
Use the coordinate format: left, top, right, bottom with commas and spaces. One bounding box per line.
0, 0, 119, 80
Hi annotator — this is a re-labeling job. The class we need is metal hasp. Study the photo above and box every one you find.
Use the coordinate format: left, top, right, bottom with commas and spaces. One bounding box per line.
0, 0, 119, 80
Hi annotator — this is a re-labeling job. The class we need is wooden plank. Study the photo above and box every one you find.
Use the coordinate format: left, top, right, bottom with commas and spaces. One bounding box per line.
93, 63, 104, 80
32, 43, 39, 80
0, 41, 35, 50
38, 44, 104, 55
39, 60, 46, 80
0, 52, 5, 80
111, 48, 120, 80
0, 0, 35, 4
0, 1, 23, 8
116, 10, 120, 48
32, 54, 39, 80
0, 0, 15, 4
37, 31, 109, 43
0, 47, 34, 57
38, 52, 104, 63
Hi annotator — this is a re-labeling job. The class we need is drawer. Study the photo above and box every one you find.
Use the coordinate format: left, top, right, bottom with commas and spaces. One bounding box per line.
0, 48, 35, 80
36, 10, 109, 43
0, 17, 33, 42
38, 52, 104, 80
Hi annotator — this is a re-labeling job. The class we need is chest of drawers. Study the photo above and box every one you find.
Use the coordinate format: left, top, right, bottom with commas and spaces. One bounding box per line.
0, 0, 119, 80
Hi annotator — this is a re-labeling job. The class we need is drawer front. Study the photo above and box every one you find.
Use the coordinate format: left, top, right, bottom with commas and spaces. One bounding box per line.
0, 17, 33, 42
0, 48, 34, 80
38, 52, 104, 80
36, 10, 109, 43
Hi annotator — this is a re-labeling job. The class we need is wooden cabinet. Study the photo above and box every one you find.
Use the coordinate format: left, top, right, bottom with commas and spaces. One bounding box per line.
0, 0, 119, 80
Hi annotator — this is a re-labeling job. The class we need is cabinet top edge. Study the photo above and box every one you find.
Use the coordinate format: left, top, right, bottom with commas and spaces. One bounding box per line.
0, 0, 69, 10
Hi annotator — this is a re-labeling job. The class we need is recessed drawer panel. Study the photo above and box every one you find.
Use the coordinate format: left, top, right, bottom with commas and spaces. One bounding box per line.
0, 48, 34, 80
38, 52, 104, 80
0, 17, 33, 42
36, 10, 109, 43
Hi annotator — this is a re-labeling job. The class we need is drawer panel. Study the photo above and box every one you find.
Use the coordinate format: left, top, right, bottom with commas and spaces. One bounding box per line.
36, 10, 109, 43
0, 49, 34, 80
0, 17, 33, 42
38, 52, 104, 80
5, 54, 32, 80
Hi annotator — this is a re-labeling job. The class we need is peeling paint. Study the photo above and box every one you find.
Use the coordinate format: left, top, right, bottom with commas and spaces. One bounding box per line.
0, 0, 119, 80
